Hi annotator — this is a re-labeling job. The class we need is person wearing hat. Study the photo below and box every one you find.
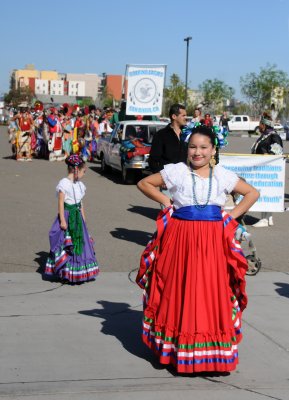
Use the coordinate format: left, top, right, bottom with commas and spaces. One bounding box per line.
251, 111, 283, 227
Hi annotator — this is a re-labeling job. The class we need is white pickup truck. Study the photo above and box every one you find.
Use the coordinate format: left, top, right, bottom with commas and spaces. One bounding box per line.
96, 120, 166, 184
228, 115, 259, 133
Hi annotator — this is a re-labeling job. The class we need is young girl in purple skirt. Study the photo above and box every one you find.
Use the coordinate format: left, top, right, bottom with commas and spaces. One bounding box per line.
45, 154, 99, 283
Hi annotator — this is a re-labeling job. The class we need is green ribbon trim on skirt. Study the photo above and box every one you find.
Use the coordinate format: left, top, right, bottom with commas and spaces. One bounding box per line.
64, 202, 84, 255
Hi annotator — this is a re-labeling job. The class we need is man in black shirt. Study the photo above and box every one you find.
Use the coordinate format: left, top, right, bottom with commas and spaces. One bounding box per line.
149, 104, 187, 173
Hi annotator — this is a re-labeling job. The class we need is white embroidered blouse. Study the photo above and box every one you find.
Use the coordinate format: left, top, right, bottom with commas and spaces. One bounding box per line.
56, 178, 86, 205
160, 162, 239, 209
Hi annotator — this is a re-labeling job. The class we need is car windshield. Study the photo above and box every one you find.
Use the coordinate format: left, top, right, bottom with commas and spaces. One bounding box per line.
125, 125, 149, 142
149, 125, 166, 143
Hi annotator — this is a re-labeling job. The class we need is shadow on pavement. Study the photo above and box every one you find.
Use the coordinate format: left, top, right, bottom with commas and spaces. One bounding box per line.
79, 300, 232, 377
274, 282, 289, 298
34, 251, 49, 275
89, 165, 124, 185
78, 300, 158, 366
127, 204, 159, 221
34, 251, 60, 282
110, 227, 152, 246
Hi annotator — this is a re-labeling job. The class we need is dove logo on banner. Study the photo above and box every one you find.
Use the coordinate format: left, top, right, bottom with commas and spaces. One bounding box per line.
126, 65, 166, 116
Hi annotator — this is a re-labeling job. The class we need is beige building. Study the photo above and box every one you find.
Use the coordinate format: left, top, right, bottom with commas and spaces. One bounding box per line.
13, 64, 39, 89
68, 81, 85, 97
12, 65, 59, 89
40, 71, 59, 81
66, 73, 100, 99
11, 66, 102, 100
50, 80, 64, 96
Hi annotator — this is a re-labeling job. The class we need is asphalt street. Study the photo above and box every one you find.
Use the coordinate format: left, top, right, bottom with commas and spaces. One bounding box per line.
0, 126, 288, 274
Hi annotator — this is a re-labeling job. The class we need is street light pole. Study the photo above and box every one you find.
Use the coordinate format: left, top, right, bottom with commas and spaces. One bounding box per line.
184, 36, 192, 109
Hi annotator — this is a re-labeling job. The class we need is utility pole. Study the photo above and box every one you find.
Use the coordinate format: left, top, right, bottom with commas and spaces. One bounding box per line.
184, 36, 192, 108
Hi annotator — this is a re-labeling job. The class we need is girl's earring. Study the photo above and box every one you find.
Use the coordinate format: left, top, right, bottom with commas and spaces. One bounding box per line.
187, 158, 191, 167
210, 155, 216, 168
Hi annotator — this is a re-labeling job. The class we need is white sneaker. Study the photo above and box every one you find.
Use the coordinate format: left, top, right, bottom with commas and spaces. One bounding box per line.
252, 218, 269, 228
268, 216, 274, 226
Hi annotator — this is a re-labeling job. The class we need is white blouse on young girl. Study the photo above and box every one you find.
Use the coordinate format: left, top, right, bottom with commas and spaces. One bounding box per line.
160, 162, 239, 210
56, 178, 86, 205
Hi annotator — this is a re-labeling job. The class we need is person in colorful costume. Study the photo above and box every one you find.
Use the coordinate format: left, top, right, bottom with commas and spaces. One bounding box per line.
14, 109, 34, 161
62, 116, 73, 157
45, 154, 99, 283
136, 124, 259, 374
46, 108, 65, 161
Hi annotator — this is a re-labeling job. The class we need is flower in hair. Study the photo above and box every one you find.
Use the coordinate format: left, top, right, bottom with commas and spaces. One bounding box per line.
181, 122, 228, 149
212, 125, 229, 149
65, 154, 84, 167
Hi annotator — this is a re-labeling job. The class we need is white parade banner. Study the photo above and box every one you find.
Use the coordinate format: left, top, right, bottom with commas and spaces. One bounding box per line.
219, 154, 285, 212
126, 64, 166, 115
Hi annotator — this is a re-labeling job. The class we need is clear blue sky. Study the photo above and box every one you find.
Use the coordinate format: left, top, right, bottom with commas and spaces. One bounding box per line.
1, 0, 289, 99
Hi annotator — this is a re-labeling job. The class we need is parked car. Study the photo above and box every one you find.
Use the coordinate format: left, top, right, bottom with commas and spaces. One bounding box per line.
228, 115, 259, 133
96, 120, 167, 183
159, 117, 170, 123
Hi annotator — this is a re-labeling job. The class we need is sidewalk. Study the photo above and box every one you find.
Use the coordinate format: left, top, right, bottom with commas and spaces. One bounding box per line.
0, 271, 289, 400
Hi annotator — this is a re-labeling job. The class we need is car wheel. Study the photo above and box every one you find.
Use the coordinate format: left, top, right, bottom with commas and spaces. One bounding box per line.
122, 166, 135, 184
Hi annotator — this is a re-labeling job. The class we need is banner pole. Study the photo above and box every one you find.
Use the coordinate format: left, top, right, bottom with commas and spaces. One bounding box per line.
221, 153, 289, 158
122, 64, 128, 100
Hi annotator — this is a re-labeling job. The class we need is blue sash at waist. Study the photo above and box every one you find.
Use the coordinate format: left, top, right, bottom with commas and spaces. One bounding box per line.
172, 205, 222, 221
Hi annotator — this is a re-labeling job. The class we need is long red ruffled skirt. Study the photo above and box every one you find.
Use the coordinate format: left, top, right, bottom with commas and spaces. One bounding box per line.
141, 218, 243, 373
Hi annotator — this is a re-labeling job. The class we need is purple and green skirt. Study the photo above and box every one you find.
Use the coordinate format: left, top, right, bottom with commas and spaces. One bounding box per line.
45, 206, 99, 283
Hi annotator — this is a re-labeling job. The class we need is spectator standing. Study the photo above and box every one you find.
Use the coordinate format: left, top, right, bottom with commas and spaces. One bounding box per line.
219, 111, 230, 130
204, 113, 213, 127
251, 111, 283, 227
191, 107, 203, 123
148, 103, 188, 173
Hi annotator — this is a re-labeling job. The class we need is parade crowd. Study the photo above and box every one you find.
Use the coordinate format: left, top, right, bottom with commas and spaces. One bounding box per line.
6, 102, 227, 164
7, 103, 123, 162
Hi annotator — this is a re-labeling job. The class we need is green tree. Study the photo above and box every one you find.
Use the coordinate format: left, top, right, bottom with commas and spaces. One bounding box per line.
199, 79, 234, 114
100, 85, 114, 108
77, 97, 94, 107
4, 86, 34, 108
240, 64, 289, 116
163, 74, 186, 115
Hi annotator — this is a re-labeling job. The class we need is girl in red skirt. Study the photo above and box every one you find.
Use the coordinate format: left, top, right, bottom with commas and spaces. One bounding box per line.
136, 125, 259, 374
